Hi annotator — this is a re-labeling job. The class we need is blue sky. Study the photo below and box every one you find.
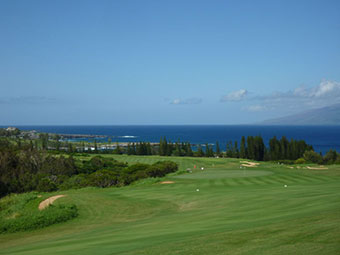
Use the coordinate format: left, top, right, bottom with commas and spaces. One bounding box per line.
1, 0, 340, 125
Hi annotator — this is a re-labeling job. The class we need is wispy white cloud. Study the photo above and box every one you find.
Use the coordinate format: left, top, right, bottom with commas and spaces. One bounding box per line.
221, 89, 248, 102
0, 96, 58, 105
246, 80, 340, 112
170, 98, 202, 105
310, 80, 340, 98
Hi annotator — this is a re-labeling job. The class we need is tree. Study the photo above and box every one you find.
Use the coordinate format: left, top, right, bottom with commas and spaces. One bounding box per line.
240, 136, 246, 159
159, 137, 168, 156
173, 141, 182, 156
323, 149, 338, 164
253, 136, 265, 161
68, 143, 74, 153
94, 140, 98, 153
146, 142, 152, 155
215, 141, 220, 156
39, 133, 49, 150
185, 142, 193, 156
247, 136, 255, 160
233, 141, 239, 158
280, 136, 289, 160
131, 143, 136, 155
29, 140, 34, 151
269, 136, 280, 160
205, 143, 210, 157
196, 144, 204, 157
55, 135, 61, 151
113, 142, 122, 154
226, 141, 233, 157
127, 143, 132, 155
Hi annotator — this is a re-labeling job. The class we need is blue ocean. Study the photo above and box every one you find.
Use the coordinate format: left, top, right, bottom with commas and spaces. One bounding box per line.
10, 125, 340, 154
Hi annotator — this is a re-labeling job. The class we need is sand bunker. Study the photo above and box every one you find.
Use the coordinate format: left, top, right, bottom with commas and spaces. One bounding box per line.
306, 166, 328, 170
39, 195, 66, 210
240, 161, 260, 167
160, 181, 175, 184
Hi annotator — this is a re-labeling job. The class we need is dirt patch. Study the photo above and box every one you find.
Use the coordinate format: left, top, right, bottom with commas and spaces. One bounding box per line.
240, 161, 260, 167
39, 195, 66, 210
306, 166, 328, 170
160, 181, 175, 184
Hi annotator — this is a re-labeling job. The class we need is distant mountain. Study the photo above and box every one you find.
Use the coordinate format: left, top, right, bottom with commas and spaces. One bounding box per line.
261, 103, 340, 125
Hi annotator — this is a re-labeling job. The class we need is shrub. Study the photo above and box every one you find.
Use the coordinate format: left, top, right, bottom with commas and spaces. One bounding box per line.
36, 178, 57, 192
303, 151, 323, 164
323, 149, 338, 164
295, 158, 306, 164
0, 204, 78, 233
147, 161, 178, 177
58, 174, 89, 190
88, 170, 120, 188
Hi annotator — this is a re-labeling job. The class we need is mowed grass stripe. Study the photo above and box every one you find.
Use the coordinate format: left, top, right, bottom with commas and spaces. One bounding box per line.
292, 174, 327, 183
254, 176, 279, 185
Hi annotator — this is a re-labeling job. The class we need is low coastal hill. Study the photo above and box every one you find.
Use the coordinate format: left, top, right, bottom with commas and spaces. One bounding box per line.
261, 103, 340, 125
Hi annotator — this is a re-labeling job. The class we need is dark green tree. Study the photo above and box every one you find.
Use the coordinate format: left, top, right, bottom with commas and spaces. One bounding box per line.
233, 141, 239, 158
226, 141, 233, 157
240, 136, 246, 159
196, 144, 204, 157
216, 141, 221, 157
113, 142, 122, 154
185, 142, 193, 156
94, 140, 98, 153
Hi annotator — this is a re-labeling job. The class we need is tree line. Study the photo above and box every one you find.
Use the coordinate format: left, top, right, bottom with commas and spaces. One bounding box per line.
2, 128, 340, 164
124, 136, 313, 161
0, 139, 178, 198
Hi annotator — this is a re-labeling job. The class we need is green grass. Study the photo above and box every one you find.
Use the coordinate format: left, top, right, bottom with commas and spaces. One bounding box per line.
0, 192, 78, 233
1, 155, 340, 254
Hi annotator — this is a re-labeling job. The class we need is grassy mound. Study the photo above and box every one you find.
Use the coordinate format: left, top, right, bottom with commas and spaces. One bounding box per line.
0, 192, 77, 233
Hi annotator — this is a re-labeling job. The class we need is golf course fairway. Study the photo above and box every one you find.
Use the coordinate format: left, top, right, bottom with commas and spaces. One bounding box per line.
1, 156, 340, 255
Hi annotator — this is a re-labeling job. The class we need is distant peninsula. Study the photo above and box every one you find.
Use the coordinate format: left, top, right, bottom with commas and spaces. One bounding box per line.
261, 103, 340, 125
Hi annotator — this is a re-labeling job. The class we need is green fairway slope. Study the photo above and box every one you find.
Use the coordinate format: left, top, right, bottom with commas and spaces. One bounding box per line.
1, 156, 340, 255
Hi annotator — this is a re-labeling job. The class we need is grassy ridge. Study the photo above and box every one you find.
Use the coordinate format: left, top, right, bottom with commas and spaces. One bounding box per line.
0, 155, 340, 254
0, 192, 78, 233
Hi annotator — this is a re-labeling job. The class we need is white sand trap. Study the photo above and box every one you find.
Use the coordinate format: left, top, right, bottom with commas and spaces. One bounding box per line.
160, 181, 175, 184
39, 195, 66, 210
240, 161, 260, 167
307, 166, 328, 170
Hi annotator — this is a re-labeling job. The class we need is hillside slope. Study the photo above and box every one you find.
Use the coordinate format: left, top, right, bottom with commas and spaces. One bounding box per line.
261, 103, 340, 125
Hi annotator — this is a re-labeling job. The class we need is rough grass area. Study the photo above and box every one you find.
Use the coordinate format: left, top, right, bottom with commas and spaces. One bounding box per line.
0, 192, 78, 233
0, 156, 340, 255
